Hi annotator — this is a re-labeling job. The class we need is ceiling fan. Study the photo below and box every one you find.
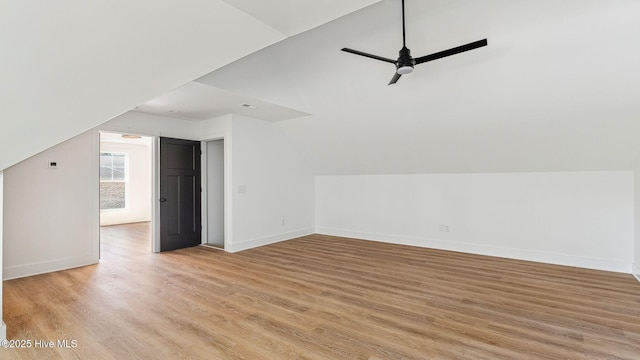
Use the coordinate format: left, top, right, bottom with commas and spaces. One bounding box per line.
341, 0, 488, 85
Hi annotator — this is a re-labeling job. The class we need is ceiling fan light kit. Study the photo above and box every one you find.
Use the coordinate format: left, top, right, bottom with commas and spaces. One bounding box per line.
397, 65, 414, 75
342, 0, 487, 85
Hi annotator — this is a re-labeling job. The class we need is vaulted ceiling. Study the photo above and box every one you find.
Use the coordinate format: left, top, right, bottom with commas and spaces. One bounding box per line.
4, 0, 640, 176
192, 0, 640, 175
0, 0, 378, 171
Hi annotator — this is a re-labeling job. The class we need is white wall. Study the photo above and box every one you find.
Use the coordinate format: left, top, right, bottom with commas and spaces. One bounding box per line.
99, 140, 152, 226
3, 131, 100, 280
316, 172, 634, 273
2, 113, 202, 280
229, 115, 315, 251
0, 171, 6, 340
2, 111, 318, 278
633, 161, 640, 280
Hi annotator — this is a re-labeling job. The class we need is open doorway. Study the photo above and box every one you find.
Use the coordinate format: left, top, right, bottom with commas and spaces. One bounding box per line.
204, 139, 225, 249
99, 132, 153, 258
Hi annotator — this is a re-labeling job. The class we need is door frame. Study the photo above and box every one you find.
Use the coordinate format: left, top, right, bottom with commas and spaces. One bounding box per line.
96, 129, 231, 253
200, 134, 231, 250
96, 129, 159, 252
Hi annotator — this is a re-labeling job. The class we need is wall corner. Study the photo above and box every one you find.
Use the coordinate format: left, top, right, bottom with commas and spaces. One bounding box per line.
0, 171, 5, 340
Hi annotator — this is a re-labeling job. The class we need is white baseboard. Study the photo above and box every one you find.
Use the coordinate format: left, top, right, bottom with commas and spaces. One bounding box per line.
316, 227, 632, 273
3, 255, 98, 280
0, 321, 6, 341
227, 228, 314, 253
633, 263, 640, 283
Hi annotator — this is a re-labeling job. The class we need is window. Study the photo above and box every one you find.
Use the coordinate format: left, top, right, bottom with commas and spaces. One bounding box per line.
100, 152, 128, 210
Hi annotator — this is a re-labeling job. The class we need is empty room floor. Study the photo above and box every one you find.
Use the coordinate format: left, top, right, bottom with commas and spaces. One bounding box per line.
3, 222, 640, 359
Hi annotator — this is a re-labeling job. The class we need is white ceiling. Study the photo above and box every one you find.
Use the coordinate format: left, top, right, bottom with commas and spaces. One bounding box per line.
0, 0, 377, 171
100, 132, 152, 146
188, 0, 640, 175
220, 0, 380, 36
135, 82, 309, 122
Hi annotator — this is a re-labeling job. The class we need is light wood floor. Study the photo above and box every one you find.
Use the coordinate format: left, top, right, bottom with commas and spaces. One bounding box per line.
3, 223, 640, 359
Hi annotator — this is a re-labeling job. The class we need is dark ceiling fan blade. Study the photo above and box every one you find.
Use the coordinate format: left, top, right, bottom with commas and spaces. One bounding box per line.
341, 48, 396, 64
414, 39, 487, 65
388, 72, 402, 85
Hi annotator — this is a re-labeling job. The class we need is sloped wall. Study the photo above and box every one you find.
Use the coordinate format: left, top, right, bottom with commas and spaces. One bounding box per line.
0, 0, 287, 172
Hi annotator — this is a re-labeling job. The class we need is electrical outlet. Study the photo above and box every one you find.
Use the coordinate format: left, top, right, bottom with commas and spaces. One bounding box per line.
439, 224, 450, 232
281, 218, 286, 226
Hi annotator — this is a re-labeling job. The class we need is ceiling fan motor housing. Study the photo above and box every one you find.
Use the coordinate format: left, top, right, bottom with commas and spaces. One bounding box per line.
397, 46, 415, 74
340, 0, 487, 84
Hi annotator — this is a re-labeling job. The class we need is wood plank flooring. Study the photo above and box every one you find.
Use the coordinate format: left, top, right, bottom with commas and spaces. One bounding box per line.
3, 222, 640, 359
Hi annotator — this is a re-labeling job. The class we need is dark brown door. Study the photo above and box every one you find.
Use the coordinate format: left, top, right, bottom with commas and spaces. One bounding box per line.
159, 137, 202, 251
